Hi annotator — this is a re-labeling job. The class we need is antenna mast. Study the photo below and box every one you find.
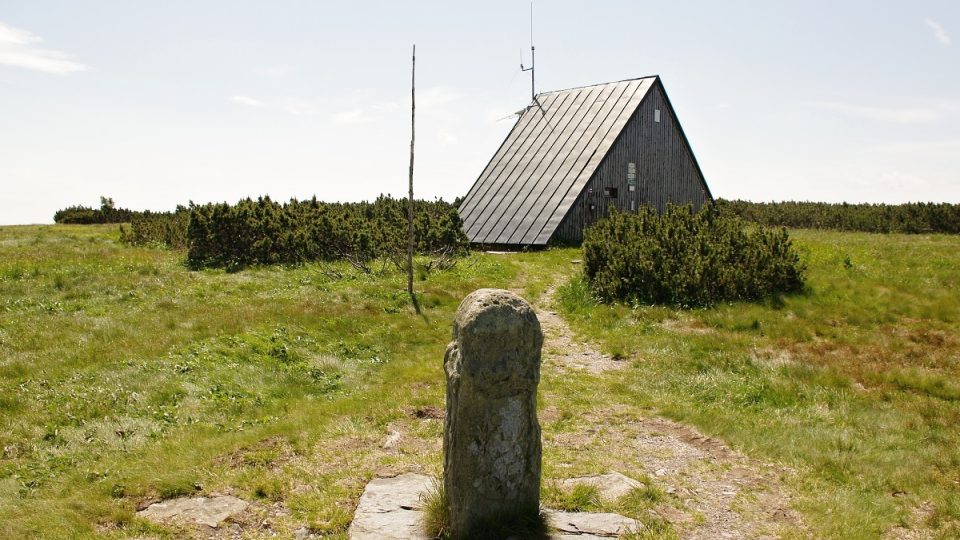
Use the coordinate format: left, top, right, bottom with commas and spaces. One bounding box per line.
520, 2, 535, 101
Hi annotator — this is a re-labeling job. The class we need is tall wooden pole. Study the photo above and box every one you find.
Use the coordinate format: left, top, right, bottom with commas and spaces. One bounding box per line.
407, 44, 416, 298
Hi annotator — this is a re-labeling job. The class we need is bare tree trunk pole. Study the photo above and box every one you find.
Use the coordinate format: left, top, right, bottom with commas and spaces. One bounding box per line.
407, 44, 416, 301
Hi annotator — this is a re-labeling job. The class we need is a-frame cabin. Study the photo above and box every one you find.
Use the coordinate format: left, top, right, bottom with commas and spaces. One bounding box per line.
458, 76, 712, 246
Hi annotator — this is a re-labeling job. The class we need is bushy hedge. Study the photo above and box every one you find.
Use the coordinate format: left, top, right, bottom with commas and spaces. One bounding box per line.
583, 204, 805, 306
186, 195, 467, 269
54, 197, 136, 224
718, 199, 960, 234
119, 208, 189, 249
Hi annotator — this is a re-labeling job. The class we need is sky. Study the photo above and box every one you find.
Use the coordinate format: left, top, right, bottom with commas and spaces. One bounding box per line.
0, 1, 958, 225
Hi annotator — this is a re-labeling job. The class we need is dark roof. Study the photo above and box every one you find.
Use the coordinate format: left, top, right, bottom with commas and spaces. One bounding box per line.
459, 76, 657, 245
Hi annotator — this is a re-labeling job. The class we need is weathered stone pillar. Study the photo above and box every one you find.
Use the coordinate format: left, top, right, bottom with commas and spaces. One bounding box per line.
443, 288, 543, 538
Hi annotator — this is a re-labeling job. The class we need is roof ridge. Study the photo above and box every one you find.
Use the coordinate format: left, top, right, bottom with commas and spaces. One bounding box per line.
537, 75, 659, 97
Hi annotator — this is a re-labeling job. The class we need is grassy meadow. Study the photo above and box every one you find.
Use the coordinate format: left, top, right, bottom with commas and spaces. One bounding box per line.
0, 224, 958, 538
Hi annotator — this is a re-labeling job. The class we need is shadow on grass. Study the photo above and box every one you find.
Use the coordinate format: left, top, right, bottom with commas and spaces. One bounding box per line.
410, 291, 431, 323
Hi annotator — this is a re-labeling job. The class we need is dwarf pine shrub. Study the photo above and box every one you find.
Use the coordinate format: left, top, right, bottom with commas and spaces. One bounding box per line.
582, 204, 805, 306
718, 199, 960, 234
54, 196, 136, 224
119, 207, 189, 249
186, 195, 467, 269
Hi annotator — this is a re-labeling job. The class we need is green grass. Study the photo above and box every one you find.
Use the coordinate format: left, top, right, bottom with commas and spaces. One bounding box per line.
1, 224, 958, 538
556, 229, 960, 538
545, 483, 603, 512
419, 476, 449, 538
0, 224, 573, 538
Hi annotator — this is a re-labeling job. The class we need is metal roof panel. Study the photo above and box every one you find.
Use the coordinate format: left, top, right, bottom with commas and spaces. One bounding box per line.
459, 77, 655, 245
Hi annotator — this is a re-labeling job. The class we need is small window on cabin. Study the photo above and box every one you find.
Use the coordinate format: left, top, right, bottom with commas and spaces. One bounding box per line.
654, 109, 661, 123
604, 187, 618, 198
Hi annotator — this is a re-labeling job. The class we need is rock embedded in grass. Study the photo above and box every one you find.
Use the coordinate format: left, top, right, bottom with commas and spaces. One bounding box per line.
558, 472, 644, 501
136, 495, 248, 528
348, 473, 432, 539
546, 510, 641, 537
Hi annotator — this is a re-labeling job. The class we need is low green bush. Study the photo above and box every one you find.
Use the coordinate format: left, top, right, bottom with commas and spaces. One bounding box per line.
718, 199, 960, 234
54, 196, 135, 224
119, 207, 189, 249
582, 204, 805, 306
186, 195, 467, 269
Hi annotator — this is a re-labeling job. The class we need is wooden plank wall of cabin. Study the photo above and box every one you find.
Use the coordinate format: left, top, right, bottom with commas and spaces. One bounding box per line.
553, 105, 644, 244
636, 82, 710, 213
551, 80, 711, 245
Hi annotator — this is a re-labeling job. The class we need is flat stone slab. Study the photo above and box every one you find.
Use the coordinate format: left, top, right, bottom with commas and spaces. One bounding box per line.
137, 495, 248, 528
558, 472, 644, 501
348, 473, 432, 539
349, 474, 642, 539
547, 510, 641, 538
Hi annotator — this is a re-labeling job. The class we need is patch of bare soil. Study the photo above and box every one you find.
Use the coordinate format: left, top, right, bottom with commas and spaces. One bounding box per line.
549, 406, 805, 539
213, 436, 297, 471
750, 347, 795, 369
528, 287, 627, 374
660, 318, 716, 335
122, 499, 293, 540
885, 502, 936, 540
629, 415, 801, 539
408, 405, 444, 419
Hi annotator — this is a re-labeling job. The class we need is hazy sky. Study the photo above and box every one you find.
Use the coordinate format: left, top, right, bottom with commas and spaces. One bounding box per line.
1, 1, 958, 225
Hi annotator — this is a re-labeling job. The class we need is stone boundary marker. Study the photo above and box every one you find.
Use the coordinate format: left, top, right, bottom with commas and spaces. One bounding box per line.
443, 288, 544, 537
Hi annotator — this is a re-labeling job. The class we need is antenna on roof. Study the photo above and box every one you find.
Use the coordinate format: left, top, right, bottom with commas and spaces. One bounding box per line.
520, 2, 535, 102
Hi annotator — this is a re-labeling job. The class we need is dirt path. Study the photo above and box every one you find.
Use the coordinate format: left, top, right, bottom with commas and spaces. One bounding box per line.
530, 286, 807, 539
537, 305, 629, 374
